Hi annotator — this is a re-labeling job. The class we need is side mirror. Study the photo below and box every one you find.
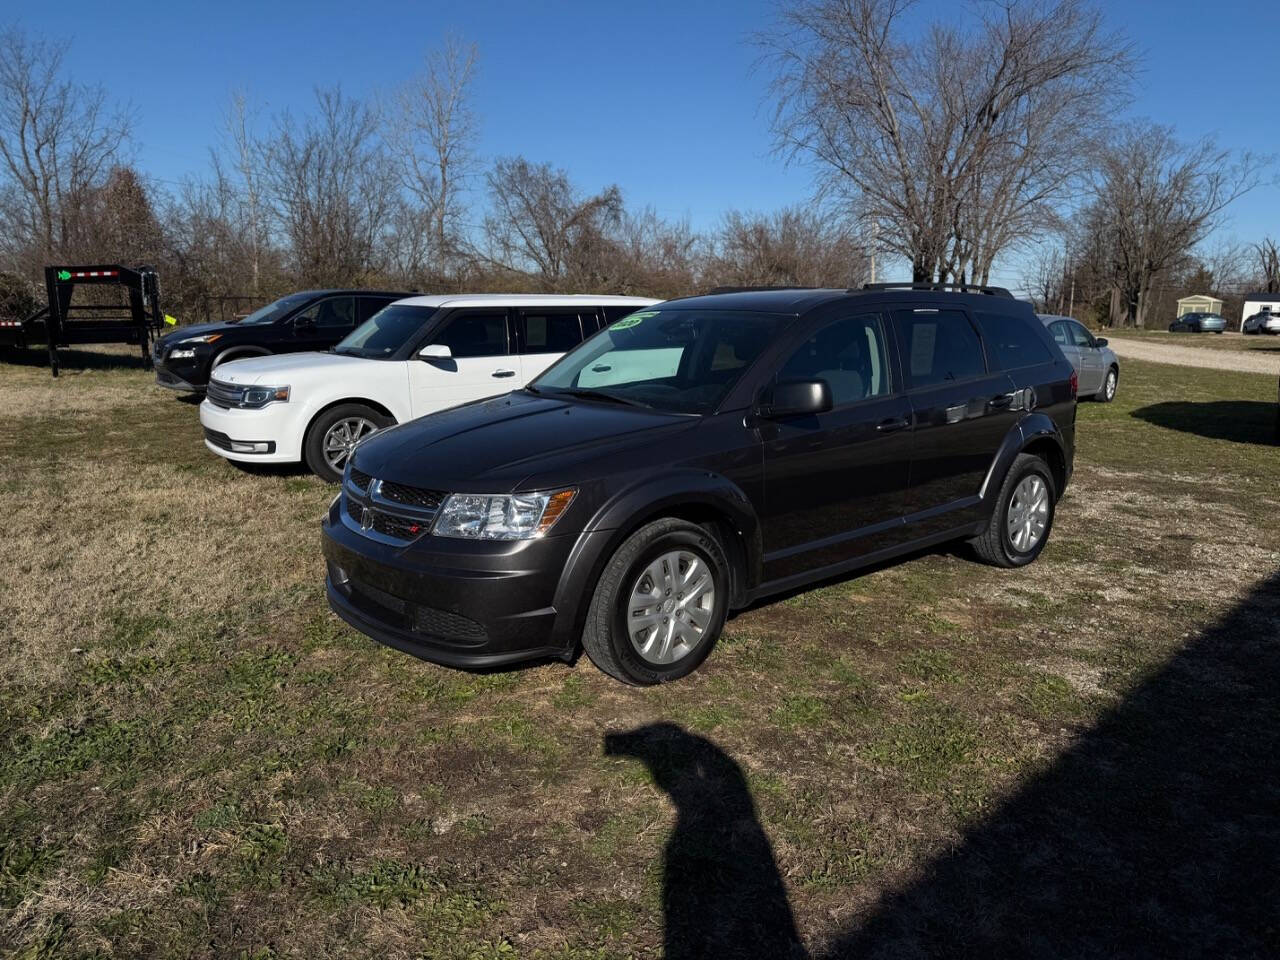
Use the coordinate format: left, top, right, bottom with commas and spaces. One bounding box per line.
418, 343, 452, 361
1095, 337, 1108, 348
758, 379, 832, 419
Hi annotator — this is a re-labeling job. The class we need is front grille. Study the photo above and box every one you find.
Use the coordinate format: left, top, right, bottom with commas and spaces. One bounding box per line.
206, 380, 244, 409
379, 480, 445, 509
345, 495, 430, 541
204, 428, 233, 451
349, 468, 372, 490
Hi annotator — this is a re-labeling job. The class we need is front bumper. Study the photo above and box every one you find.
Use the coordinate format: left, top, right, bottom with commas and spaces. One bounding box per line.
153, 353, 207, 392
198, 397, 303, 463
320, 502, 589, 669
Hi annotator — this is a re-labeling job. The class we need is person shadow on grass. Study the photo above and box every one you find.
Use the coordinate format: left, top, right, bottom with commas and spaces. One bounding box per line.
604, 722, 808, 960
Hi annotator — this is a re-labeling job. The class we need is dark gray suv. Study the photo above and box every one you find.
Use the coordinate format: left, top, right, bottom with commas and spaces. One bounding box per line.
322, 284, 1077, 684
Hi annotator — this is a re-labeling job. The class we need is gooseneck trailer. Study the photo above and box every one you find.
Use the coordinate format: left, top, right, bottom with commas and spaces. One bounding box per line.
0, 264, 164, 376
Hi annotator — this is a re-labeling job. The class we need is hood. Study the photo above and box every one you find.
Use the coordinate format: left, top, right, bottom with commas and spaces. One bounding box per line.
157, 322, 231, 346
210, 351, 373, 385
352, 391, 695, 491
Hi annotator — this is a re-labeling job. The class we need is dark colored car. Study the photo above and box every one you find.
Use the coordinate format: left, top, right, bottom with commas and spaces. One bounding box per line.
321, 286, 1077, 684
1168, 312, 1227, 333
152, 290, 410, 392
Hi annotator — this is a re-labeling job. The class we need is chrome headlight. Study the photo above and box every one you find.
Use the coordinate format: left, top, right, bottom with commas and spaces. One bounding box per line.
177, 333, 223, 345
433, 489, 576, 540
240, 385, 289, 408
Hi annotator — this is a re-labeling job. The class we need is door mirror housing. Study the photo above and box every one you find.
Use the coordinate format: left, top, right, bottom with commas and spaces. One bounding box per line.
418, 343, 452, 360
758, 379, 833, 419
1094, 337, 1108, 348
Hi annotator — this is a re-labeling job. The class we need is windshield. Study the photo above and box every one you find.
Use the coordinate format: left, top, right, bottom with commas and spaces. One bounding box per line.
236, 293, 315, 325
530, 308, 785, 415
334, 304, 436, 359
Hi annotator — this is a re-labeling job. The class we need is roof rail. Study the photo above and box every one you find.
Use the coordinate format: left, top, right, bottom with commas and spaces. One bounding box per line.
858, 281, 1014, 299
706, 285, 821, 295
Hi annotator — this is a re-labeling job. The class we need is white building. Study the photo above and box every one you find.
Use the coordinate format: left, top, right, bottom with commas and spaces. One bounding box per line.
1241, 292, 1280, 330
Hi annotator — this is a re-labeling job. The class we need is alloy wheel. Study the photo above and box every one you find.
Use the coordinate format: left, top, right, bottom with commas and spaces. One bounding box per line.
626, 550, 716, 665
323, 417, 377, 471
1007, 474, 1049, 553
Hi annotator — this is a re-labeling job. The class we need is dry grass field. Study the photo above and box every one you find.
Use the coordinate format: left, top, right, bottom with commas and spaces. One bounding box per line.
2, 346, 1278, 959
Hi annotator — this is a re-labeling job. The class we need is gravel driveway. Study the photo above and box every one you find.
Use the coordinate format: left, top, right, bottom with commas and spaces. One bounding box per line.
1107, 338, 1280, 376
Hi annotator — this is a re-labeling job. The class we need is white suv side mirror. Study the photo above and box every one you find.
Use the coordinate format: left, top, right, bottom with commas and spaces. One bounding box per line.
418, 343, 452, 360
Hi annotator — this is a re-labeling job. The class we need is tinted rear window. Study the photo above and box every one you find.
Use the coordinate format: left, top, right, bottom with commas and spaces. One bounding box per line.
975, 311, 1054, 370
892, 309, 986, 388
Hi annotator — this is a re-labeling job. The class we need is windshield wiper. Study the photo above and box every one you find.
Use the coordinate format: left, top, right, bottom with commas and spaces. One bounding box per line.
547, 387, 651, 409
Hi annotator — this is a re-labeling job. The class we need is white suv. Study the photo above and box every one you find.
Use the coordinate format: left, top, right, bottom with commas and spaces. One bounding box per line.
198, 294, 660, 481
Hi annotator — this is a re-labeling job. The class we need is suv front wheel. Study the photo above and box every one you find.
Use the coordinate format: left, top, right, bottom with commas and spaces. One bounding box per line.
304, 403, 392, 483
582, 518, 730, 685
970, 453, 1057, 567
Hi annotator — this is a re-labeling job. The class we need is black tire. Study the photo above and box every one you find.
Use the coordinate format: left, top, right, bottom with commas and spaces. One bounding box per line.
303, 403, 392, 483
1168, 323, 1177, 332
581, 518, 731, 685
1097, 365, 1118, 403
969, 453, 1057, 568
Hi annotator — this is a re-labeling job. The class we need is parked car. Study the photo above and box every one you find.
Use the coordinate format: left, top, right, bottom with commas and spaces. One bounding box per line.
199, 294, 659, 481
322, 285, 1077, 685
1168, 312, 1227, 333
153, 289, 410, 393
1243, 311, 1280, 335
1039, 314, 1119, 402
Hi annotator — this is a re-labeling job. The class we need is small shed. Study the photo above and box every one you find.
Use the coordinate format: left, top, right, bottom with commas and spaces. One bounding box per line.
1176, 294, 1224, 317
1241, 292, 1280, 327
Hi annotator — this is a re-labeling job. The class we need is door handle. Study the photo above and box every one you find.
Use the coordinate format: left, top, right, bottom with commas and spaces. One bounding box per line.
988, 392, 1016, 409
491, 369, 516, 379
876, 416, 910, 433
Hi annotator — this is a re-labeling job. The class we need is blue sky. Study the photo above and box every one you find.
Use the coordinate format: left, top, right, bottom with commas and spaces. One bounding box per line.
10, 0, 1279, 287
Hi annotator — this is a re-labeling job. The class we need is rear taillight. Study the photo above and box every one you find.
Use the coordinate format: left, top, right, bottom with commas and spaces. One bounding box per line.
1069, 369, 1078, 399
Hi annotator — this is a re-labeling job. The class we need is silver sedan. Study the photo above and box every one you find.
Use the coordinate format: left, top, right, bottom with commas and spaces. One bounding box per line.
1038, 315, 1120, 402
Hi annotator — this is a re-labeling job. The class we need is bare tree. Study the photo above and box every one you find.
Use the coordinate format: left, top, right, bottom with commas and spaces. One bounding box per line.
222, 90, 270, 297
480, 156, 622, 288
707, 207, 868, 288
1022, 243, 1067, 312
1082, 123, 1264, 327
761, 0, 1132, 283
0, 27, 132, 271
262, 88, 397, 287
1255, 237, 1280, 294
388, 36, 479, 274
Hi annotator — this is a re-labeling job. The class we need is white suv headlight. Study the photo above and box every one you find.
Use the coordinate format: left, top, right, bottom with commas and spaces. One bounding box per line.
433, 489, 576, 540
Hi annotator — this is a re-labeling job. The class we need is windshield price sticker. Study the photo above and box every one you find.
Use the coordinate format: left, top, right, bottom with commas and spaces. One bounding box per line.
611, 311, 658, 330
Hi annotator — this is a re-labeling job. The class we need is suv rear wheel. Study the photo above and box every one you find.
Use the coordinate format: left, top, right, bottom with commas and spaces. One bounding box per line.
970, 453, 1056, 567
582, 518, 730, 685
304, 403, 392, 483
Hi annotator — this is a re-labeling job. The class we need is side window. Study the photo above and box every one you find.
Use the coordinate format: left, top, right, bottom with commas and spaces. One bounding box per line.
777, 313, 891, 406
431, 310, 509, 358
518, 310, 584, 354
297, 296, 356, 330
357, 296, 394, 324
1049, 321, 1071, 347
975, 311, 1054, 370
1068, 322, 1095, 348
892, 309, 986, 389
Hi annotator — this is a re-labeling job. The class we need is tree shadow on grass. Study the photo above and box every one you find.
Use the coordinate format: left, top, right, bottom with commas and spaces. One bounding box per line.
610, 569, 1280, 958
1131, 400, 1278, 446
